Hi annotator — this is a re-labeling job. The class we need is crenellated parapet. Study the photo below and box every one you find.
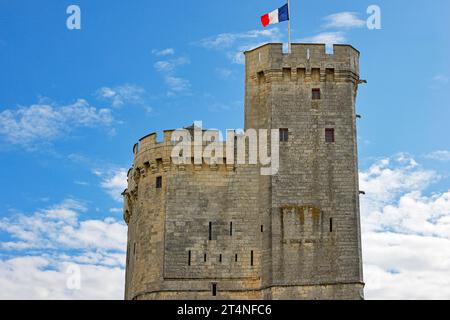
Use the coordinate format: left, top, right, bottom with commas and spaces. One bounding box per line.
131, 130, 236, 172
244, 43, 360, 85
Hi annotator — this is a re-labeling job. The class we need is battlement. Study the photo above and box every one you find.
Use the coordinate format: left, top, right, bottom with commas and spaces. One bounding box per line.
244, 43, 360, 83
130, 128, 240, 181
135, 129, 176, 154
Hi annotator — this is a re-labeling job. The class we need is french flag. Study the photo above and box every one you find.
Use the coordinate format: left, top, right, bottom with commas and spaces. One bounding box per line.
261, 3, 289, 27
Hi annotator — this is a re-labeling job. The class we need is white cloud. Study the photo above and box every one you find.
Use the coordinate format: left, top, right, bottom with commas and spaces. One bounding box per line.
215, 68, 233, 79
153, 53, 191, 95
0, 256, 124, 300
430, 75, 449, 89
0, 199, 127, 299
152, 48, 175, 56
360, 154, 450, 299
198, 29, 282, 50
0, 199, 127, 252
100, 169, 128, 202
301, 11, 365, 52
96, 84, 146, 108
425, 150, 450, 161
154, 57, 190, 72
198, 28, 283, 64
0, 99, 114, 148
360, 154, 437, 210
323, 12, 366, 29
432, 75, 449, 84
164, 75, 191, 93
300, 32, 347, 49
74, 181, 89, 186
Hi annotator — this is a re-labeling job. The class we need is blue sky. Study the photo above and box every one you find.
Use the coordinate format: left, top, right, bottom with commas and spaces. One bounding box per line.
0, 0, 450, 299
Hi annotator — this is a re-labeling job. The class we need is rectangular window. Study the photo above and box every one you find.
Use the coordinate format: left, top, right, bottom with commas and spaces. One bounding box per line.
312, 88, 321, 100
229, 222, 233, 236
330, 218, 333, 233
325, 128, 335, 143
156, 176, 162, 188
250, 251, 254, 266
235, 254, 238, 262
204, 254, 207, 262
188, 250, 191, 266
261, 225, 264, 233
279, 128, 289, 142
212, 283, 217, 297
219, 254, 222, 263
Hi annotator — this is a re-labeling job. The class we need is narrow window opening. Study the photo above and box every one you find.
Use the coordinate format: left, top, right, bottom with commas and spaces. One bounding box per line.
204, 254, 207, 262
233, 136, 238, 163
219, 254, 222, 263
261, 225, 264, 233
312, 88, 321, 100
251, 251, 254, 266
188, 250, 191, 266
212, 283, 217, 296
325, 128, 335, 143
133, 243, 136, 255
156, 176, 162, 188
229, 222, 233, 236
279, 128, 289, 142
209, 222, 212, 240
257, 71, 265, 84
235, 254, 238, 262
330, 218, 333, 233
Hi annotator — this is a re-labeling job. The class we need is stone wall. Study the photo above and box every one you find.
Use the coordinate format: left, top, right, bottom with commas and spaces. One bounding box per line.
123, 43, 364, 300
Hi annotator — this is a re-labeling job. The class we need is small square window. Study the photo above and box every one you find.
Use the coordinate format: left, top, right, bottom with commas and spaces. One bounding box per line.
156, 176, 162, 188
325, 128, 335, 143
279, 128, 289, 142
312, 88, 321, 100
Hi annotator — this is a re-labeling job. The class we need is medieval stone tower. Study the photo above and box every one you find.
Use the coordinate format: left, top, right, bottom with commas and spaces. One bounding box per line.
123, 43, 364, 300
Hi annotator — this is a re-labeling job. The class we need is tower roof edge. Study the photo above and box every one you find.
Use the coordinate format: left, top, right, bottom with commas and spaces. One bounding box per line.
244, 42, 360, 55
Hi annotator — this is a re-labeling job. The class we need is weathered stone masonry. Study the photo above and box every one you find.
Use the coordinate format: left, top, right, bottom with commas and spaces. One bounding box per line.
123, 43, 365, 300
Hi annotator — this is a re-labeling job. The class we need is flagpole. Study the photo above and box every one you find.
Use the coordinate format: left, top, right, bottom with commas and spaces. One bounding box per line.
287, 0, 292, 54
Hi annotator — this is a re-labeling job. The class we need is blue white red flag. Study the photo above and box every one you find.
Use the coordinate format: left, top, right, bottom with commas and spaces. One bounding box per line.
261, 3, 289, 27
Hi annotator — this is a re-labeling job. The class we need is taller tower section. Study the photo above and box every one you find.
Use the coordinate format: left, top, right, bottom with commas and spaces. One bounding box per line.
244, 43, 364, 299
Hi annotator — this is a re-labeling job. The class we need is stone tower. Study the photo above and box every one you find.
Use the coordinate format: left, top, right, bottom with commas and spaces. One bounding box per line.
123, 43, 364, 300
